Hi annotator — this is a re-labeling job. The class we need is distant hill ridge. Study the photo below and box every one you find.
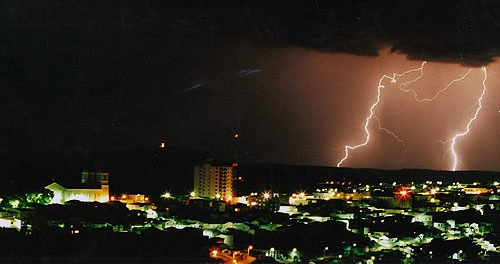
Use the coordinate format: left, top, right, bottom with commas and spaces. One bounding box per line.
234, 164, 500, 194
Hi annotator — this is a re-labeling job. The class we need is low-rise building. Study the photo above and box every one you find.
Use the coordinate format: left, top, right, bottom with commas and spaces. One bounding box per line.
45, 172, 109, 204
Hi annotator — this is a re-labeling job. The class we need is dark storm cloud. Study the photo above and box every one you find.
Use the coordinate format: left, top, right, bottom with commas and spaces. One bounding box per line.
176, 0, 500, 66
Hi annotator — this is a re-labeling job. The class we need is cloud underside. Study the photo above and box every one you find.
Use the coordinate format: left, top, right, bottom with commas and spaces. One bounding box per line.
179, 0, 500, 66
3, 1, 500, 67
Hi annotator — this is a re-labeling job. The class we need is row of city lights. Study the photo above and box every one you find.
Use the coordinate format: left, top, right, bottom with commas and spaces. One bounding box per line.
158, 181, 490, 204
110, 194, 149, 202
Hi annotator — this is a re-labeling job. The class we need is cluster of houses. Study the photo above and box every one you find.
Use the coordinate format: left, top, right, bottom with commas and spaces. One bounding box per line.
3, 171, 500, 262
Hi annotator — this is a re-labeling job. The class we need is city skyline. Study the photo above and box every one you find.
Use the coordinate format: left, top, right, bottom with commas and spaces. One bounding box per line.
2, 1, 500, 184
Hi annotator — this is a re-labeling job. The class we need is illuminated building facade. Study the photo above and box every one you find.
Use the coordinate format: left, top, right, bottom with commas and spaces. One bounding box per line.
45, 172, 109, 204
194, 163, 233, 200
0, 210, 21, 230
114, 193, 150, 204
462, 186, 492, 195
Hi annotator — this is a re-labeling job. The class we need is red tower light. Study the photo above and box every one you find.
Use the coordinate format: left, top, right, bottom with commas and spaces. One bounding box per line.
234, 133, 239, 139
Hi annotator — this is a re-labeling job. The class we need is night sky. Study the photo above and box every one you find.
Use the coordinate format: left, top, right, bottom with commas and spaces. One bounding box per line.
2, 1, 500, 187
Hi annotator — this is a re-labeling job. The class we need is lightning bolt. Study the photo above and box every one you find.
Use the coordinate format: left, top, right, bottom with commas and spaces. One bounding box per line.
446, 66, 488, 171
337, 61, 487, 169
375, 116, 406, 150
400, 68, 474, 102
337, 63, 426, 167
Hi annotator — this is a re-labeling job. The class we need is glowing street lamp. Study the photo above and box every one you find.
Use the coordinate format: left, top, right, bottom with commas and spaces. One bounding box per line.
247, 245, 253, 256
263, 192, 270, 199
268, 247, 275, 258
190, 191, 196, 198
215, 193, 221, 200
290, 248, 299, 260
162, 192, 171, 199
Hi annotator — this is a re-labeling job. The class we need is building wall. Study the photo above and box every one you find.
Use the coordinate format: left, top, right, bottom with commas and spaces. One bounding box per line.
116, 194, 149, 204
0, 218, 21, 230
194, 164, 233, 200
462, 187, 491, 195
46, 181, 109, 204
48, 187, 109, 203
411, 213, 433, 226
45, 183, 66, 204
65, 188, 109, 203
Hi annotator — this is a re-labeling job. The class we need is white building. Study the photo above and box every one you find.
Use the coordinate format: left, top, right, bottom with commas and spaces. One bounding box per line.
45, 172, 109, 204
409, 212, 433, 226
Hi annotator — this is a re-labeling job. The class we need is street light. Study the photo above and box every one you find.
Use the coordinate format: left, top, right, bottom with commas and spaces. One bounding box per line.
162, 192, 171, 199
247, 245, 253, 256
290, 248, 300, 261
268, 247, 275, 258
190, 191, 196, 198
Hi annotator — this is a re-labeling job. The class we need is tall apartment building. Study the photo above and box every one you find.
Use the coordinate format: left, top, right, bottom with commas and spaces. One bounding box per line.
194, 163, 233, 200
